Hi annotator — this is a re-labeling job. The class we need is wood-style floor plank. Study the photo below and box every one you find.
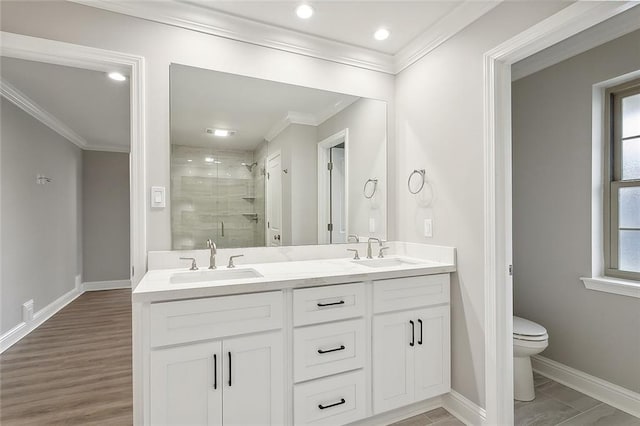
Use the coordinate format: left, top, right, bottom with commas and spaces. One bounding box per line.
0, 290, 133, 425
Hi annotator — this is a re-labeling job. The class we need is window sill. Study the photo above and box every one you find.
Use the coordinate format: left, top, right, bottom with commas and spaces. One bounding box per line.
580, 276, 640, 299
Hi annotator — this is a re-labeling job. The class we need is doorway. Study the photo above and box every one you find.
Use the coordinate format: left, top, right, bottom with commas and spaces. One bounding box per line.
266, 150, 283, 246
317, 129, 349, 244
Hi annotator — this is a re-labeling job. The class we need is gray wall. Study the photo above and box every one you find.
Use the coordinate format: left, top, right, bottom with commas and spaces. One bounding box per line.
1, 98, 82, 334
512, 30, 640, 393
82, 151, 130, 283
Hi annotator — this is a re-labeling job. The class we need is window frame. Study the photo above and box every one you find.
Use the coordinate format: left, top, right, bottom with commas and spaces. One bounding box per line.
604, 79, 640, 281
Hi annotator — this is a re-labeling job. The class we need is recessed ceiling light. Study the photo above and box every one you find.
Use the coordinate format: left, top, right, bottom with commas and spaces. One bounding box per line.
206, 128, 235, 137
374, 28, 390, 41
187, 159, 192, 162
296, 4, 314, 19
205, 157, 215, 163
107, 71, 127, 81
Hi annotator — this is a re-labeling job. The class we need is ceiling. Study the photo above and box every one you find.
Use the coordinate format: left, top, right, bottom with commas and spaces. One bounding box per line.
183, 0, 462, 55
70, 0, 501, 73
0, 57, 130, 152
170, 64, 359, 150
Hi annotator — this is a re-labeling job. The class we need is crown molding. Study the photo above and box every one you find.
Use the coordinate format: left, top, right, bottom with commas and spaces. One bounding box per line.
512, 3, 640, 81
69, 0, 395, 74
0, 77, 131, 153
69, 0, 500, 75
394, 0, 502, 73
1, 78, 90, 149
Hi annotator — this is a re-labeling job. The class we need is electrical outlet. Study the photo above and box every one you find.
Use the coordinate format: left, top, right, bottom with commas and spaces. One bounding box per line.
424, 219, 433, 238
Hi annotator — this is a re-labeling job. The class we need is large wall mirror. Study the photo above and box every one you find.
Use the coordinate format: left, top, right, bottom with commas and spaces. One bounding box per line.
170, 64, 387, 250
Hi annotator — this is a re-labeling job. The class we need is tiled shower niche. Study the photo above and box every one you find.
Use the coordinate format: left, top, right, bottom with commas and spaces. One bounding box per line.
171, 144, 265, 250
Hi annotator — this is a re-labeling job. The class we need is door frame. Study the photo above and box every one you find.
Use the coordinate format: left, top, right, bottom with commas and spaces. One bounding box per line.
0, 31, 147, 288
265, 149, 282, 246
317, 128, 349, 244
482, 3, 639, 424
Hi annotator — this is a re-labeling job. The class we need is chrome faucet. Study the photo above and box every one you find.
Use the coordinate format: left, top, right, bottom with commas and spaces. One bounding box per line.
228, 254, 244, 268
367, 237, 382, 259
206, 239, 217, 269
180, 257, 198, 271
348, 234, 360, 243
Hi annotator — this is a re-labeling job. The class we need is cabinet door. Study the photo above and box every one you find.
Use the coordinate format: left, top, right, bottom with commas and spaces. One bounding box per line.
222, 331, 284, 426
150, 341, 222, 426
414, 305, 451, 401
372, 310, 415, 414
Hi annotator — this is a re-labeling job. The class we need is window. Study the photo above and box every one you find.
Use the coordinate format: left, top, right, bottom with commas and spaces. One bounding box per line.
605, 80, 640, 280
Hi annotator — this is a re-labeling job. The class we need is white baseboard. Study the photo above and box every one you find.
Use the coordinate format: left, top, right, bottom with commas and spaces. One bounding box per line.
350, 396, 443, 426
82, 279, 131, 291
0, 285, 82, 353
442, 390, 486, 425
533, 355, 640, 418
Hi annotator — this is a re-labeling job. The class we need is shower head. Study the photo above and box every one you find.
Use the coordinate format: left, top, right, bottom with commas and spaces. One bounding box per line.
242, 162, 258, 172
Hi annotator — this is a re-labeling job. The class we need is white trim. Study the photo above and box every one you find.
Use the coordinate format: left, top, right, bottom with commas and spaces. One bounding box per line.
83, 279, 132, 292
69, 0, 498, 75
0, 32, 147, 290
532, 355, 640, 418
442, 390, 487, 426
483, 2, 639, 424
0, 78, 91, 149
0, 285, 82, 353
394, 1, 502, 73
512, 5, 640, 81
581, 276, 640, 299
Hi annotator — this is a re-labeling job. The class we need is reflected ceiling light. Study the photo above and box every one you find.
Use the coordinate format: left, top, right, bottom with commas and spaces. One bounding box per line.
205, 157, 215, 163
374, 28, 390, 41
107, 71, 127, 81
206, 128, 235, 137
296, 4, 314, 19
187, 159, 192, 162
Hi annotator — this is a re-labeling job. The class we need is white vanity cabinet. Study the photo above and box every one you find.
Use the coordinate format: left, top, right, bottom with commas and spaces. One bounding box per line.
372, 275, 451, 414
146, 292, 284, 426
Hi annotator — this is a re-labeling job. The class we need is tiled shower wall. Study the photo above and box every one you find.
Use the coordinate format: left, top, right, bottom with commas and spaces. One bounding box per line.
171, 144, 266, 249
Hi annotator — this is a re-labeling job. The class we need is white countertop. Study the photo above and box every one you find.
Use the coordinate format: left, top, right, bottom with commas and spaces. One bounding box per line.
133, 254, 456, 303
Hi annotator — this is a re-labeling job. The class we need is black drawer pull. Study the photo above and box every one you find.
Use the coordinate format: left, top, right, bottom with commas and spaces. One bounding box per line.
409, 320, 415, 347
317, 300, 345, 307
318, 398, 346, 410
228, 352, 232, 387
213, 354, 217, 389
317, 345, 345, 354
418, 319, 423, 345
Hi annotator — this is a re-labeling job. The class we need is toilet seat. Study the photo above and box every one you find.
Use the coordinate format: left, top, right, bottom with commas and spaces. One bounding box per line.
513, 316, 548, 342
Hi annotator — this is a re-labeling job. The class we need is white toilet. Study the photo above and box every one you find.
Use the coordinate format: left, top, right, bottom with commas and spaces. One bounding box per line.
513, 316, 548, 401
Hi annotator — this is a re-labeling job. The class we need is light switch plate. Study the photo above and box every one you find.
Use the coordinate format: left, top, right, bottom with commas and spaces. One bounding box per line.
151, 186, 166, 208
424, 219, 433, 238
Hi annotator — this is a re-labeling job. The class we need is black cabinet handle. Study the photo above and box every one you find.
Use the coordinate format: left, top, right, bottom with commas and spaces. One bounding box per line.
213, 354, 217, 389
318, 398, 346, 410
409, 320, 415, 347
317, 345, 345, 354
418, 319, 423, 345
228, 352, 232, 387
317, 300, 345, 307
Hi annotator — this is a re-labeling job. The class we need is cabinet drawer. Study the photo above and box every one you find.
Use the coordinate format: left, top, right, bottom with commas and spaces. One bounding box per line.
294, 319, 365, 383
374, 274, 449, 314
293, 283, 365, 326
294, 370, 366, 425
150, 291, 283, 347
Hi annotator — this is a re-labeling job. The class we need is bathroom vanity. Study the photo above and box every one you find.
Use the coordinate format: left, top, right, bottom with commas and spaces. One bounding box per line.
133, 242, 455, 425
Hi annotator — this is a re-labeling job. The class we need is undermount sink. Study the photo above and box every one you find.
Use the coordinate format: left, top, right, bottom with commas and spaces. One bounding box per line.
170, 268, 263, 284
352, 257, 420, 268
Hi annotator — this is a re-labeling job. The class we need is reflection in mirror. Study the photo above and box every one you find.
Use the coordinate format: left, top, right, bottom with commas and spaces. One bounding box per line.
170, 64, 386, 250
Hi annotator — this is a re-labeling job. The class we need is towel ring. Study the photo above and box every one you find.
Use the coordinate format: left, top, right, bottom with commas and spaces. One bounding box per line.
363, 178, 378, 199
408, 169, 426, 194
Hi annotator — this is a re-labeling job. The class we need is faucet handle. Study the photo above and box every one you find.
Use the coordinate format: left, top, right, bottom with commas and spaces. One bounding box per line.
378, 247, 390, 258
228, 254, 244, 268
347, 249, 360, 260
180, 257, 198, 271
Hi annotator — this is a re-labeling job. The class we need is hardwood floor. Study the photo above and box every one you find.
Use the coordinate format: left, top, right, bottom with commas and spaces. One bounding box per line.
0, 290, 133, 425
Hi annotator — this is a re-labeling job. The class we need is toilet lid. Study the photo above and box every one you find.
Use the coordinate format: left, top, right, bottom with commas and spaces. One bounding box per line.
513, 316, 547, 338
